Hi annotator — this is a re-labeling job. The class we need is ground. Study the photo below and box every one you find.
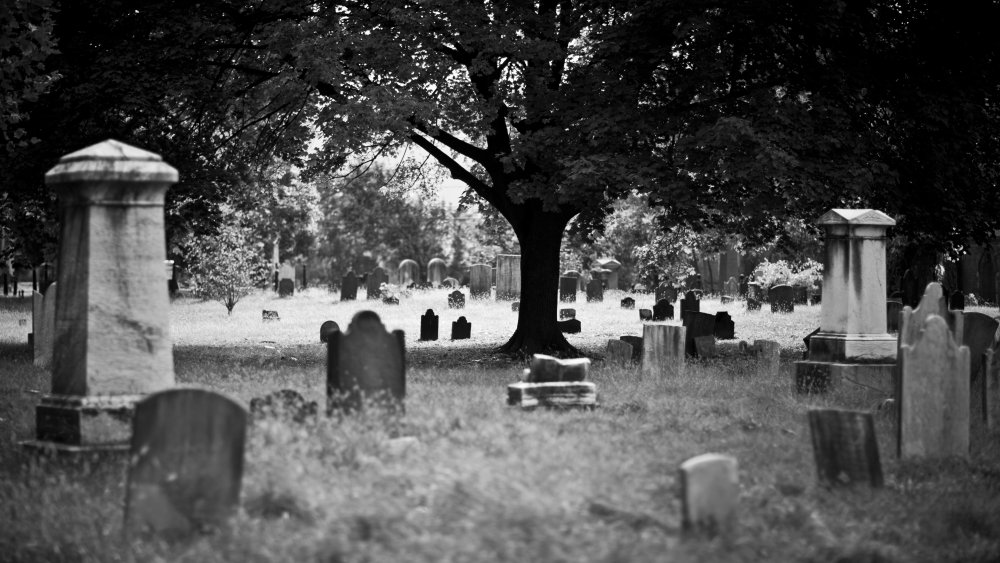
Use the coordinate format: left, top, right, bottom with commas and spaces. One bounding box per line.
0, 287, 998, 562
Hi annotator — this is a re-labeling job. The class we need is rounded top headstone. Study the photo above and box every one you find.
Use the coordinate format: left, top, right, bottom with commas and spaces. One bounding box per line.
46, 139, 179, 185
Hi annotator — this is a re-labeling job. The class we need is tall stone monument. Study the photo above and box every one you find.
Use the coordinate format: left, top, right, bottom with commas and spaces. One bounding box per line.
795, 209, 896, 393
25, 140, 177, 453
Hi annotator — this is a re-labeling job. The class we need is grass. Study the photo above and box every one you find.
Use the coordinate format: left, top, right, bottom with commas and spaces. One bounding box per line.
1, 288, 999, 562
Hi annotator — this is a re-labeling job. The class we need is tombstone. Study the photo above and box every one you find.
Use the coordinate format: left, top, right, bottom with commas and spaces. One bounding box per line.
984, 348, 1000, 430
24, 140, 178, 453
509, 355, 596, 409
694, 336, 717, 358
32, 283, 56, 369
382, 295, 399, 305
652, 299, 674, 321
585, 278, 604, 302
272, 270, 279, 292
366, 266, 388, 300
469, 264, 492, 299
639, 308, 652, 321
563, 270, 582, 292
641, 324, 686, 378
886, 299, 903, 332
261, 310, 280, 322
419, 309, 439, 341
620, 335, 644, 362
721, 277, 738, 304
442, 277, 459, 288
451, 316, 471, 340
558, 319, 582, 334
448, 290, 465, 309
397, 259, 419, 286
496, 254, 521, 300
341, 270, 359, 301
124, 389, 247, 539
678, 453, 739, 538
949, 289, 965, 311
745, 282, 762, 311
742, 339, 781, 378
792, 286, 809, 305
683, 311, 717, 357
250, 389, 317, 423
326, 311, 405, 413
426, 257, 447, 286
768, 284, 794, 313
655, 283, 677, 305
319, 320, 340, 343
559, 276, 578, 303
620, 296, 635, 309
278, 278, 294, 297
559, 308, 576, 319
300, 264, 308, 289
511, 301, 520, 312
962, 312, 999, 381
808, 408, 883, 488
598, 258, 622, 290
606, 340, 634, 366
679, 291, 700, 317
714, 312, 735, 340
899, 315, 969, 459
527, 354, 590, 382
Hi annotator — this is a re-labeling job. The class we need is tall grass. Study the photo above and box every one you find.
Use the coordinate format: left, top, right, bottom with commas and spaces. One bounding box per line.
0, 289, 998, 562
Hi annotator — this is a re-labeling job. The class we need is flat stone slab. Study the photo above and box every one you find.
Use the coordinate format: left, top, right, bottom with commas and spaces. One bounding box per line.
507, 382, 597, 409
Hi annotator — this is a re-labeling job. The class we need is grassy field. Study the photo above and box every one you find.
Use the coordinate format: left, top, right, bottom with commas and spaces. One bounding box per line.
1, 288, 999, 562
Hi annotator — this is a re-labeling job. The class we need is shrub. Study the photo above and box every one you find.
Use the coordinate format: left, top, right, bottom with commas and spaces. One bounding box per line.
185, 225, 271, 314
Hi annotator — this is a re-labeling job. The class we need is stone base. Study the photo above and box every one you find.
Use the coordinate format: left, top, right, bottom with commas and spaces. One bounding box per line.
507, 382, 597, 409
807, 332, 897, 362
794, 361, 895, 394
29, 394, 141, 450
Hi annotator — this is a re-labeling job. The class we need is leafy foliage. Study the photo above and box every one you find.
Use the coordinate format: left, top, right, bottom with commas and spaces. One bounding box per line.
185, 224, 270, 315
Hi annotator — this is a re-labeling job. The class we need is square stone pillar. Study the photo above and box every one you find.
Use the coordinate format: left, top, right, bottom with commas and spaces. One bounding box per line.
24, 139, 178, 453
795, 209, 897, 393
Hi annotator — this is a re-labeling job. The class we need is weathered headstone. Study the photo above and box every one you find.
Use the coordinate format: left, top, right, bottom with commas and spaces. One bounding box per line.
496, 254, 521, 300
679, 290, 700, 317
745, 282, 762, 311
678, 453, 739, 538
886, 299, 903, 332
397, 259, 419, 287
599, 258, 622, 289
319, 320, 340, 342
984, 348, 1000, 430
426, 257, 447, 286
451, 316, 471, 340
560, 276, 577, 302
714, 312, 735, 340
442, 276, 459, 288
949, 289, 965, 311
641, 324, 685, 378
620, 335, 643, 362
808, 408, 883, 488
899, 314, 969, 459
721, 277, 738, 304
527, 354, 590, 382
558, 318, 582, 334
278, 278, 294, 297
509, 355, 596, 409
639, 308, 652, 321
341, 270, 358, 301
606, 340, 634, 366
419, 309, 439, 341
448, 290, 466, 309
124, 389, 247, 539
469, 263, 492, 298
683, 311, 717, 357
962, 312, 999, 381
652, 299, 674, 321
326, 311, 405, 413
366, 266, 388, 300
769, 284, 794, 313
563, 270, 582, 292
261, 310, 279, 322
585, 278, 604, 303
559, 308, 576, 319
620, 296, 635, 309
31, 283, 56, 369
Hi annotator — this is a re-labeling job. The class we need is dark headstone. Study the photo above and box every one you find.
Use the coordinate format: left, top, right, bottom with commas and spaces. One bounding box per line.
560, 276, 577, 302
262, 310, 279, 322
679, 291, 700, 317
950, 290, 966, 311
273, 271, 278, 292
683, 311, 717, 357
620, 297, 635, 309
639, 309, 653, 321
278, 278, 294, 297
746, 282, 762, 311
653, 299, 674, 321
320, 320, 340, 342
769, 284, 795, 313
420, 309, 439, 341
792, 286, 808, 305
250, 389, 317, 423
326, 311, 405, 414
586, 278, 604, 302
714, 312, 735, 340
451, 316, 471, 340
512, 302, 520, 312
366, 267, 388, 300
694, 336, 717, 358
558, 318, 582, 334
808, 408, 883, 488
125, 389, 247, 539
887, 299, 903, 332
560, 308, 576, 319
341, 270, 358, 301
620, 335, 644, 362
963, 312, 999, 381
448, 290, 465, 309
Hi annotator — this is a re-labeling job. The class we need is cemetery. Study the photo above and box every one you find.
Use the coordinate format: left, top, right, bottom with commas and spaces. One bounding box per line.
2, 3, 1000, 562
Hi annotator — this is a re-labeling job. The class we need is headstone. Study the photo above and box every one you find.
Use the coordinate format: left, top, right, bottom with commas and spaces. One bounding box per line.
620, 297, 635, 309
655, 283, 677, 305
585, 278, 604, 303
721, 277, 738, 304
744, 339, 781, 377
442, 277, 459, 288
792, 286, 808, 305
745, 282, 762, 311
714, 312, 735, 340
124, 389, 247, 539
679, 291, 700, 317
250, 389, 317, 423
496, 255, 521, 300
950, 289, 965, 311
511, 301, 520, 312
272, 270, 278, 292
319, 320, 340, 342
419, 309, 439, 341
899, 314, 969, 459
808, 408, 883, 488
327, 311, 405, 413
448, 290, 465, 309
32, 283, 56, 369
683, 311, 717, 357
341, 270, 359, 301
641, 324, 685, 378
678, 453, 739, 538
278, 278, 294, 297
508, 381, 597, 409
426, 258, 447, 286
769, 284, 794, 313
563, 270, 582, 292
469, 264, 492, 298
397, 259, 419, 286
984, 348, 1000, 430
599, 258, 622, 289
886, 299, 903, 332
527, 354, 590, 382
261, 310, 279, 322
559, 308, 576, 319
606, 340, 634, 366
694, 336, 717, 358
451, 316, 471, 340
652, 299, 674, 321
558, 319, 582, 334
560, 276, 578, 302
366, 266, 388, 300
639, 308, 652, 321
962, 312, 999, 381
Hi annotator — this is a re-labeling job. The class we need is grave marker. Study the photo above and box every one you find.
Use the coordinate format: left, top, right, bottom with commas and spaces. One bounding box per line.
641, 324, 685, 378
620, 297, 635, 309
496, 254, 521, 300
769, 284, 794, 313
419, 309, 439, 341
397, 259, 419, 286
508, 354, 596, 409
620, 336, 644, 363
326, 311, 405, 413
451, 316, 471, 340
745, 282, 762, 311
427, 257, 447, 286
559, 308, 576, 319
984, 348, 1000, 430
653, 299, 673, 321
278, 278, 294, 297
694, 336, 717, 358
341, 270, 358, 301
962, 312, 999, 381
366, 267, 388, 300
319, 320, 340, 342
527, 354, 590, 382
469, 264, 492, 298
678, 453, 739, 538
683, 311, 717, 357
559, 318, 582, 334
950, 289, 965, 311
124, 388, 247, 539
808, 408, 883, 488
448, 290, 466, 309
586, 278, 604, 302
721, 277, 738, 304
714, 311, 735, 340
442, 276, 459, 288
31, 283, 56, 369
886, 299, 902, 332
261, 310, 279, 322
606, 340, 634, 366
560, 276, 577, 302
599, 258, 622, 289
679, 291, 700, 317
639, 308, 652, 321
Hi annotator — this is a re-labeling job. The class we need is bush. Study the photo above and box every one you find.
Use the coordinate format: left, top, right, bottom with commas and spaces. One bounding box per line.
754, 258, 823, 289
185, 225, 271, 314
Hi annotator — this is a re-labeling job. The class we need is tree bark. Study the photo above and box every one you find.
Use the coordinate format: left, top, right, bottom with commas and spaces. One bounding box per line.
496, 202, 579, 357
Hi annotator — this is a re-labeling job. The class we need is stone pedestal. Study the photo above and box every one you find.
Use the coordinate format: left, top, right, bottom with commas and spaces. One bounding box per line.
24, 140, 178, 453
795, 209, 897, 393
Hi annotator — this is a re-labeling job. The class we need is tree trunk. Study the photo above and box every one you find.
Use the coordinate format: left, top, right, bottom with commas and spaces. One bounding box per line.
496, 204, 578, 357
